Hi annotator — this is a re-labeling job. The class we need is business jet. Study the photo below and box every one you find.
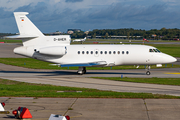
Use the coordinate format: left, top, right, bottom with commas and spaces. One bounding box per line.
73, 37, 86, 42
6, 12, 177, 75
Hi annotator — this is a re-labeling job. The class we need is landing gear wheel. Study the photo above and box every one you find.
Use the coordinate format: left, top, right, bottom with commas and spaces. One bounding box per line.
146, 71, 151, 75
78, 73, 83, 75
77, 67, 86, 75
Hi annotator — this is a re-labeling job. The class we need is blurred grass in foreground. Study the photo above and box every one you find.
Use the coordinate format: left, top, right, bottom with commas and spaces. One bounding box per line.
0, 78, 179, 99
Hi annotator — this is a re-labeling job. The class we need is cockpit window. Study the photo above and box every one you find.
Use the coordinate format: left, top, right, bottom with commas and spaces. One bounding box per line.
149, 48, 161, 53
156, 49, 161, 53
153, 49, 158, 52
149, 49, 153, 52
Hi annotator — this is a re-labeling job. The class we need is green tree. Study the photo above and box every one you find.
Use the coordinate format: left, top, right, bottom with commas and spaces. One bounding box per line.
105, 32, 109, 39
93, 33, 96, 38
127, 32, 130, 40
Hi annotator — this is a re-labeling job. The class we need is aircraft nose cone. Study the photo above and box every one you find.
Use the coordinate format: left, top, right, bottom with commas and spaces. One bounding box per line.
164, 55, 177, 63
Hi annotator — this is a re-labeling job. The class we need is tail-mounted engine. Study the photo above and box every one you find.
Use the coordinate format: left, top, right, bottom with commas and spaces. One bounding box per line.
35, 46, 67, 56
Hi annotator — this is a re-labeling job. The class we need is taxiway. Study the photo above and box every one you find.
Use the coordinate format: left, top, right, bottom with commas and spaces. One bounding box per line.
1, 97, 180, 120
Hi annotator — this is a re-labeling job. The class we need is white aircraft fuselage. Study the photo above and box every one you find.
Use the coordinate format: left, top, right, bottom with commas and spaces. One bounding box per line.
7, 12, 177, 75
14, 43, 176, 66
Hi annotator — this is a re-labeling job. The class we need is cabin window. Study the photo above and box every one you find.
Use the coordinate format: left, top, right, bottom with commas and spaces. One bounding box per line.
122, 51, 124, 54
118, 51, 120, 54
105, 51, 107, 54
78, 51, 80, 54
91, 51, 93, 54
82, 51, 84, 54
113, 51, 116, 54
100, 51, 103, 54
109, 51, 111, 54
126, 51, 129, 54
86, 51, 89, 54
95, 51, 98, 54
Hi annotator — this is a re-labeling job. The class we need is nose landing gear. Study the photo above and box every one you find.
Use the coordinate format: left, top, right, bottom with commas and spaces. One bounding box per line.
146, 71, 151, 75
146, 65, 151, 75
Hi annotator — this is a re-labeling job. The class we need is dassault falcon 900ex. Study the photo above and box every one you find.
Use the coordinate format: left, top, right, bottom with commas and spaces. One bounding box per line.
7, 12, 177, 75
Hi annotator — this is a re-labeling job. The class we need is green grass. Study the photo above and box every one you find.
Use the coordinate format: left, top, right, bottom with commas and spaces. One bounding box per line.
0, 39, 22, 43
92, 77, 180, 86
0, 78, 179, 98
0, 58, 179, 70
0, 58, 60, 69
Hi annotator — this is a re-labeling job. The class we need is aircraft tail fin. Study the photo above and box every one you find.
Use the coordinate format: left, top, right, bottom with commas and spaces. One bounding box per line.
6, 12, 71, 47
13, 12, 44, 38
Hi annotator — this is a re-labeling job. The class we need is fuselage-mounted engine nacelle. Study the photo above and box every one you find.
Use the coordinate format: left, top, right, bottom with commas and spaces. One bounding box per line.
14, 46, 67, 57
36, 46, 67, 56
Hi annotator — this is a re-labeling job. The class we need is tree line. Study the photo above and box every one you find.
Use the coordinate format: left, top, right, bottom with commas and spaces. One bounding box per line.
0, 33, 15, 38
1, 28, 180, 40
88, 28, 180, 40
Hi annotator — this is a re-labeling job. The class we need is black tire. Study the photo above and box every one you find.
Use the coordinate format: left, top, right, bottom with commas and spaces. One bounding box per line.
83, 70, 86, 74
82, 67, 86, 74
146, 71, 151, 75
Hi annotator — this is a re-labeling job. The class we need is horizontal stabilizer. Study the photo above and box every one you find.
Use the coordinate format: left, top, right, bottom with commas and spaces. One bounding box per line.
60, 61, 107, 67
5, 34, 38, 39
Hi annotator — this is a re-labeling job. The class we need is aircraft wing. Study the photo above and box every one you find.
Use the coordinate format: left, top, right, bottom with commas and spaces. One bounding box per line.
60, 61, 107, 67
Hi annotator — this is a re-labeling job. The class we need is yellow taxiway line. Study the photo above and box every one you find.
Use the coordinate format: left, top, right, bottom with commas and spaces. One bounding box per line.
165, 73, 180, 74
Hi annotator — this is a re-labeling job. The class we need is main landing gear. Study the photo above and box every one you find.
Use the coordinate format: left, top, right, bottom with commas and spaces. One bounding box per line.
77, 66, 151, 75
146, 65, 151, 75
77, 67, 86, 75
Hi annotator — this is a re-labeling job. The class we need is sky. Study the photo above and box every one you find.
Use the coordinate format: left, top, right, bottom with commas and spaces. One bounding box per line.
0, 0, 180, 33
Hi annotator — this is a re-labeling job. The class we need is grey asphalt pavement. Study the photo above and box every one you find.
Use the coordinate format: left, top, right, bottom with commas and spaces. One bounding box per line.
0, 43, 25, 58
1, 97, 180, 120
